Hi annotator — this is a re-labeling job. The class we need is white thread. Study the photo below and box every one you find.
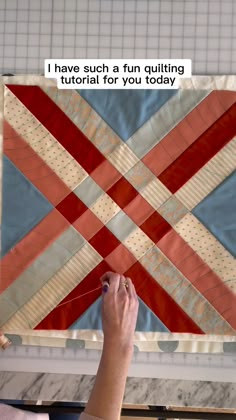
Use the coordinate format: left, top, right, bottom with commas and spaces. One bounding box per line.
56, 286, 102, 308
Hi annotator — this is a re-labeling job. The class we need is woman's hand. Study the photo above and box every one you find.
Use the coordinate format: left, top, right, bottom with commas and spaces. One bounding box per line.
84, 272, 139, 420
100, 271, 139, 353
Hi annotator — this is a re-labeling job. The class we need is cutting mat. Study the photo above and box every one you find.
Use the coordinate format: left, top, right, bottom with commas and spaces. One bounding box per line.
0, 0, 236, 75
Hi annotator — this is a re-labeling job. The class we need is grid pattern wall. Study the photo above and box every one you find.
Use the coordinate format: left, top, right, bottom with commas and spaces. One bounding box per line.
0, 0, 236, 75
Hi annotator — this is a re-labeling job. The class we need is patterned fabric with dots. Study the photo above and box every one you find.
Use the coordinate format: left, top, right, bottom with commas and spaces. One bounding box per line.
1, 80, 236, 353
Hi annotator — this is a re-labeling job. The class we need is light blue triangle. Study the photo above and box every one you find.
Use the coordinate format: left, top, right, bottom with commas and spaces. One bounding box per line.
78, 89, 178, 141
193, 170, 236, 257
69, 296, 169, 332
1, 155, 53, 257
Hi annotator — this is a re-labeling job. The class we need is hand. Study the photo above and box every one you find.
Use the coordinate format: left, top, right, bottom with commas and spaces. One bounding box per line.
0, 331, 11, 350
100, 272, 139, 353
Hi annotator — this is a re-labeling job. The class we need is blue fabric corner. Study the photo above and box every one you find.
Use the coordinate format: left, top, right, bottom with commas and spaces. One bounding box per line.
193, 171, 236, 257
69, 296, 169, 332
1, 155, 53, 257
78, 89, 178, 141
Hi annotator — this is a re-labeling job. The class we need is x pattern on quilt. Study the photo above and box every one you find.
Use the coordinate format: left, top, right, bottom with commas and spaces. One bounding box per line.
1, 84, 236, 337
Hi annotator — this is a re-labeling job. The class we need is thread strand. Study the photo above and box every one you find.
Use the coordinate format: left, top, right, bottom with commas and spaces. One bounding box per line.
57, 286, 102, 308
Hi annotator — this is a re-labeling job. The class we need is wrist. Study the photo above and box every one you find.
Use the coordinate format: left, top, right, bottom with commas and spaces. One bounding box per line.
103, 336, 134, 359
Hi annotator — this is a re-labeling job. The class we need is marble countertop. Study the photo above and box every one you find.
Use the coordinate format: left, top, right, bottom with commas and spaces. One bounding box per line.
0, 372, 236, 409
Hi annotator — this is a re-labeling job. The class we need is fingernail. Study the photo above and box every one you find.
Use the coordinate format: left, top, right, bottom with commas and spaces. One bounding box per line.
102, 284, 109, 293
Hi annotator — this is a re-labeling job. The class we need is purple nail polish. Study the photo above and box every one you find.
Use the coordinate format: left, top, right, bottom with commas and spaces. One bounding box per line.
102, 284, 109, 293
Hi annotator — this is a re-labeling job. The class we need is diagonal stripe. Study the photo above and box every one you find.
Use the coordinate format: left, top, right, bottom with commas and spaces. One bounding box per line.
107, 177, 138, 208
139, 245, 235, 335
0, 227, 86, 325
90, 159, 122, 191
4, 88, 88, 190
174, 214, 236, 296
41, 87, 98, 134
124, 194, 155, 226
56, 192, 88, 223
85, 118, 121, 157
140, 178, 171, 209
157, 229, 236, 330
34, 260, 111, 330
158, 102, 236, 193
126, 89, 210, 158
5, 87, 175, 246
142, 90, 236, 176
89, 226, 121, 258
123, 227, 154, 260
33, 261, 205, 334
4, 120, 71, 205
124, 261, 203, 334
5, 86, 164, 234
6, 85, 106, 173
2, 88, 175, 258
4, 87, 171, 260
140, 212, 172, 243
90, 193, 120, 224
105, 243, 136, 274
157, 196, 188, 226
2, 243, 102, 330
106, 143, 139, 175
42, 86, 122, 157
5, 88, 156, 242
175, 137, 236, 209
106, 210, 137, 242
73, 208, 104, 241
124, 160, 155, 192
0, 209, 69, 294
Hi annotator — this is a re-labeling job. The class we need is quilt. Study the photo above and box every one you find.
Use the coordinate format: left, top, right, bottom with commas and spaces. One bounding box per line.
0, 75, 236, 353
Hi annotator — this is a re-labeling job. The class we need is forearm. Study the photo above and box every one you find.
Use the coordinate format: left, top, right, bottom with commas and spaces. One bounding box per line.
84, 342, 133, 420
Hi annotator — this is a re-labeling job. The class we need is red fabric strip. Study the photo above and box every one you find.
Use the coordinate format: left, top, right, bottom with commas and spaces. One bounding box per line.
90, 159, 122, 191
158, 102, 236, 193
107, 177, 138, 208
140, 212, 172, 243
125, 261, 204, 334
0, 210, 69, 293
73, 209, 104, 241
35, 260, 111, 330
56, 192, 88, 223
157, 229, 236, 329
142, 90, 236, 177
35, 257, 203, 333
89, 226, 121, 258
6, 85, 105, 173
124, 194, 155, 226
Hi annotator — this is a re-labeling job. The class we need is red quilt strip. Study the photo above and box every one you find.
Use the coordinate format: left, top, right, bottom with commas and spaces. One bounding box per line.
35, 260, 112, 330
158, 101, 236, 193
6, 85, 105, 173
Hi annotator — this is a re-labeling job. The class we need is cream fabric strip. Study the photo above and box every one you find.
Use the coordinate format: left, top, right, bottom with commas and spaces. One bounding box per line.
2, 244, 102, 330
5, 329, 236, 353
174, 214, 236, 294
175, 137, 236, 210
4, 88, 88, 191
179, 75, 236, 91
